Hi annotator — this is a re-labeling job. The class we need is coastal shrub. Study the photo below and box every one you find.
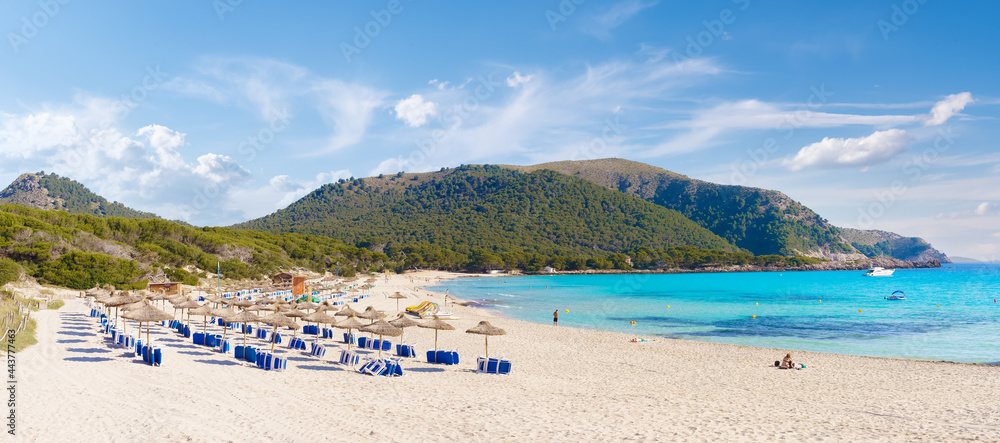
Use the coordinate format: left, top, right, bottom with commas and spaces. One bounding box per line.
0, 257, 21, 285
34, 251, 146, 290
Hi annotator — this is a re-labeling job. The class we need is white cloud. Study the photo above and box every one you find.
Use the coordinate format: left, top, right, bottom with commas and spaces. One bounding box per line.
975, 202, 997, 216
393, 94, 438, 128
0, 98, 253, 224
506, 72, 533, 88
924, 92, 974, 126
782, 129, 911, 171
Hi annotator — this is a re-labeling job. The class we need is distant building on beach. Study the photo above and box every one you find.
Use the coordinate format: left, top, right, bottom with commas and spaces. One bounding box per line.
272, 272, 306, 296
148, 282, 182, 295
542, 266, 556, 274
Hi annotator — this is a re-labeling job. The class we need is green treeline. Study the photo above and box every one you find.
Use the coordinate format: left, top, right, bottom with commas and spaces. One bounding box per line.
0, 204, 386, 289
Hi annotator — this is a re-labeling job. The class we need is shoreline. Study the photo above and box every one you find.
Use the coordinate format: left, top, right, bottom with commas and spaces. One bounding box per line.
420, 269, 997, 367
17, 269, 999, 441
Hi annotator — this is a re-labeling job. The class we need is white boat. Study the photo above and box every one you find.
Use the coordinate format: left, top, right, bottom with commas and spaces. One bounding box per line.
863, 266, 894, 277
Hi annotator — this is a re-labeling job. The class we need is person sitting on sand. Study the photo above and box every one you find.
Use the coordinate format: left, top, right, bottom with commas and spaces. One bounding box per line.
780, 353, 794, 369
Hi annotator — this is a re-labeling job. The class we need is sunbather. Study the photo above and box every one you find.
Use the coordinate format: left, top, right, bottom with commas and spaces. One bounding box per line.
779, 353, 794, 369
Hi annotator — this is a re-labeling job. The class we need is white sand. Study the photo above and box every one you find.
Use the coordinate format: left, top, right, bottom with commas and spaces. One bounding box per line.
14, 270, 1000, 442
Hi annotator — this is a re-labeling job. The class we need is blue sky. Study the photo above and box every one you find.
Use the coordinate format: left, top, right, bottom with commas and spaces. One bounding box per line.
1, 1, 998, 259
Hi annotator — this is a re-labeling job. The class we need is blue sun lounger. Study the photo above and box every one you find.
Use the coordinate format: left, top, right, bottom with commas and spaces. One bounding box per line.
339, 350, 360, 366
476, 357, 512, 374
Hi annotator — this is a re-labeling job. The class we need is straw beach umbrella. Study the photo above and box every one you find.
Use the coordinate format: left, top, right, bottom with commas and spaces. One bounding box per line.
122, 300, 172, 347
335, 306, 360, 318
418, 317, 454, 352
226, 310, 262, 347
187, 305, 214, 337
212, 306, 237, 341
389, 313, 419, 343
259, 311, 301, 353
227, 298, 254, 309
104, 292, 139, 335
388, 292, 407, 313
359, 319, 402, 358
283, 309, 308, 337
334, 315, 365, 350
302, 310, 337, 343
173, 297, 202, 328
465, 321, 506, 359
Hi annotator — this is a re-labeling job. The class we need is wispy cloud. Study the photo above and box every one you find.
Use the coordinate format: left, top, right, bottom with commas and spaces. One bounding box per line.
923, 92, 974, 126
582, 0, 659, 40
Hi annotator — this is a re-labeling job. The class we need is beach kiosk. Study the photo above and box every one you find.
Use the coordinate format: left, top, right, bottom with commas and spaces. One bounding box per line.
272, 272, 307, 296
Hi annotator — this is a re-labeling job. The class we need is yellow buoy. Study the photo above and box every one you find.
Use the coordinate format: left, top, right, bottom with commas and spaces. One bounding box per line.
752, 315, 756, 318
818, 300, 822, 303
667, 305, 671, 308
630, 320, 636, 325
755, 302, 758, 306
564, 309, 569, 313
936, 305, 940, 308
859, 309, 863, 313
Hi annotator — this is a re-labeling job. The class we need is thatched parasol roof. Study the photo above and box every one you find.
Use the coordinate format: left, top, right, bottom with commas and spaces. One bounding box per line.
283, 309, 308, 319
335, 306, 360, 317
360, 319, 403, 337
296, 302, 319, 311
259, 312, 301, 329
187, 305, 214, 317
388, 292, 407, 300
226, 310, 262, 324
172, 297, 202, 310
419, 318, 455, 331
389, 313, 420, 329
227, 298, 254, 308
465, 321, 506, 336
122, 300, 173, 323
302, 311, 336, 324
104, 293, 140, 308
334, 315, 365, 330
358, 306, 384, 321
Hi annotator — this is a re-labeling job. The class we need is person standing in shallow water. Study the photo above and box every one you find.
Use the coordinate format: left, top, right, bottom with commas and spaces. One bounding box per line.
553, 310, 558, 326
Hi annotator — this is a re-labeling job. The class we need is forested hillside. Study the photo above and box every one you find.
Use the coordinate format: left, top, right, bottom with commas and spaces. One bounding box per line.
0, 172, 158, 219
236, 165, 737, 257
509, 159, 855, 257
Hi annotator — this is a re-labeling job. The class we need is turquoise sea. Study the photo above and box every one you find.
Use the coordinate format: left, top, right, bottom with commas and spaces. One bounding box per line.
430, 263, 1000, 364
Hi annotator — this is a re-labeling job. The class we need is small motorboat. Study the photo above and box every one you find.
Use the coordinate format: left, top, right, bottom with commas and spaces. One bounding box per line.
886, 290, 906, 300
864, 266, 894, 277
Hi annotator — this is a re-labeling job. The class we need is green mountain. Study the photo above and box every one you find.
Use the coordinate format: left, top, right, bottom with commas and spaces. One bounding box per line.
507, 159, 854, 257
0, 172, 158, 220
0, 204, 385, 289
839, 228, 950, 263
235, 165, 737, 257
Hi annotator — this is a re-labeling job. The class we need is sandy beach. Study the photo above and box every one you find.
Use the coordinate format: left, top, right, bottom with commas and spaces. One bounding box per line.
13, 270, 1000, 442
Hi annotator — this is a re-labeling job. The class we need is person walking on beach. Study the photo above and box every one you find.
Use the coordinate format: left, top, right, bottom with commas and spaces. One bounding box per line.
553, 310, 559, 326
